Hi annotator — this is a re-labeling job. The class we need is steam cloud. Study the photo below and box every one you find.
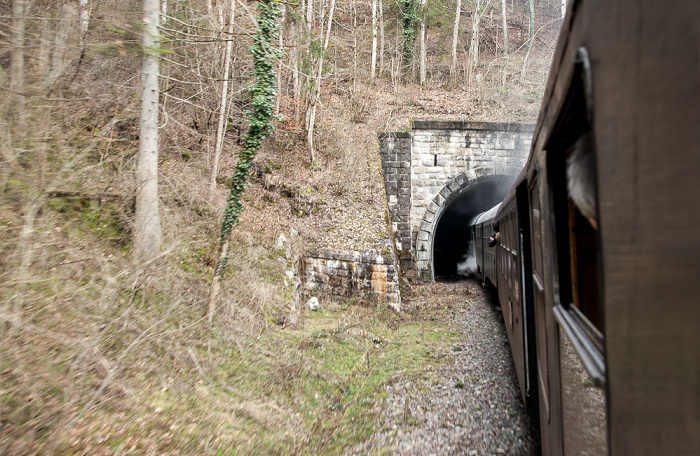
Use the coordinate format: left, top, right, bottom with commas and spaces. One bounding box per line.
456, 247, 478, 278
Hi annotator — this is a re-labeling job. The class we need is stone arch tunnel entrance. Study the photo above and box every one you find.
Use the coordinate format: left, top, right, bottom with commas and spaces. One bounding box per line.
432, 176, 513, 280
378, 121, 534, 281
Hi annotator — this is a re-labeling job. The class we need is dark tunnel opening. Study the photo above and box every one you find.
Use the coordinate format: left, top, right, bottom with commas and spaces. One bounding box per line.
433, 176, 514, 281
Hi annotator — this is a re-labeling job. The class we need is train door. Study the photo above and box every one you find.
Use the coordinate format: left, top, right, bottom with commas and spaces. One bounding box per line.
517, 181, 539, 417
528, 173, 562, 456
545, 47, 608, 455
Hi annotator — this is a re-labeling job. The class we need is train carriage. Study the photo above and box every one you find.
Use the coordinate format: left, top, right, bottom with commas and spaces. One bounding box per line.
471, 203, 501, 287
472, 1, 700, 454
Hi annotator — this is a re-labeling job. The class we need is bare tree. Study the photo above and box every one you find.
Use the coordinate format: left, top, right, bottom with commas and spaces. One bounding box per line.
379, 0, 385, 77
449, 0, 462, 88
306, 0, 336, 164
135, 0, 163, 262
500, 0, 508, 86
80, 0, 90, 52
371, 0, 378, 83
501, 0, 508, 56
210, 0, 237, 197
10, 0, 26, 122
466, 0, 491, 87
45, 4, 77, 90
520, 0, 535, 79
306, 0, 314, 32
419, 0, 426, 85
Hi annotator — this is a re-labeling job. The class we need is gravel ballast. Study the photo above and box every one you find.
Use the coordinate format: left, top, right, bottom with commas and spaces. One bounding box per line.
349, 281, 539, 455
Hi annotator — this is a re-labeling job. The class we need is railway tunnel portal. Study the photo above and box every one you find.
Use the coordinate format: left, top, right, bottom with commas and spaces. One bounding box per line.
379, 121, 533, 281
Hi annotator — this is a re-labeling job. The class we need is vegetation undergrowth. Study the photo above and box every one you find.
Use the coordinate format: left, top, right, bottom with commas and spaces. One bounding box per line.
0, 222, 461, 454
1, 0, 559, 453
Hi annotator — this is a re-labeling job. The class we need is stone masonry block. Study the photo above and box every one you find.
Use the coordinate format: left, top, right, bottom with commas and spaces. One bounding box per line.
433, 193, 445, 206
455, 173, 467, 186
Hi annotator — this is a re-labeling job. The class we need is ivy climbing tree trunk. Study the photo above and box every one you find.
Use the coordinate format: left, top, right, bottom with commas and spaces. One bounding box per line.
134, 0, 163, 264
209, 0, 281, 321
400, 0, 418, 80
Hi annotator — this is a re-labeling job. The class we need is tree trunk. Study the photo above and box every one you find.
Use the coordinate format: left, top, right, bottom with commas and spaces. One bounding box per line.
293, 50, 300, 125
526, 0, 534, 55
371, 0, 378, 83
209, 1, 281, 321
210, 0, 237, 197
352, 0, 357, 91
206, 0, 214, 29
501, 0, 508, 56
379, 0, 385, 77
45, 4, 76, 90
217, 1, 225, 29
419, 0, 426, 85
306, 0, 335, 164
80, 0, 90, 52
561, 0, 566, 19
10, 0, 26, 121
276, 6, 285, 114
521, 0, 534, 80
501, 0, 508, 87
450, 0, 462, 88
466, 0, 483, 87
135, 0, 163, 263
306, 0, 313, 32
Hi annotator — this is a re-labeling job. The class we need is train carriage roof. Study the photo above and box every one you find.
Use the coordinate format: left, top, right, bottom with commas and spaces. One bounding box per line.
471, 203, 502, 226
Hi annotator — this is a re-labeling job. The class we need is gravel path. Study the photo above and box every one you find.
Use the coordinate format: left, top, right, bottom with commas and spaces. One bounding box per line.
349, 281, 539, 455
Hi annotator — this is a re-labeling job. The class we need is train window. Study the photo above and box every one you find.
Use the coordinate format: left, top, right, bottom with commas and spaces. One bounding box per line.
546, 47, 605, 386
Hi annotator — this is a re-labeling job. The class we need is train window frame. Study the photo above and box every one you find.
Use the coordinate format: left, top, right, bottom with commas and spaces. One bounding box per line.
544, 47, 606, 387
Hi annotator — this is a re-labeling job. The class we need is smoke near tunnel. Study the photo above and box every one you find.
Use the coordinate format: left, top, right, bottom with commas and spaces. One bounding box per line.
433, 176, 514, 281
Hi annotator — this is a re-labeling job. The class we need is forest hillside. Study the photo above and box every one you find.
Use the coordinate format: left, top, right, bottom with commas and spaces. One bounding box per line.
1, 0, 561, 453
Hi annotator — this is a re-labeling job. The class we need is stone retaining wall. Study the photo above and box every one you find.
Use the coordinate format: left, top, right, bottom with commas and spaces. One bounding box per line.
301, 249, 400, 310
